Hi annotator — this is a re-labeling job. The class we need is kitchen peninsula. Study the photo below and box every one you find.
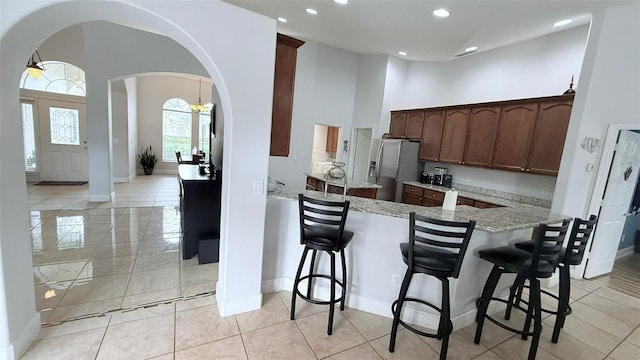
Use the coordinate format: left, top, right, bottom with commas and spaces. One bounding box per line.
305, 172, 382, 199
263, 185, 570, 330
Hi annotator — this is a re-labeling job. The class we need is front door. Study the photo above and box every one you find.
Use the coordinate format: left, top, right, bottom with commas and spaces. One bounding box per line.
585, 130, 640, 278
38, 99, 88, 182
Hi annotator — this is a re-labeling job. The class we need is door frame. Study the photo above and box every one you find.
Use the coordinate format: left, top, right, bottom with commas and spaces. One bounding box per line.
349, 127, 374, 180
20, 89, 87, 182
578, 123, 640, 278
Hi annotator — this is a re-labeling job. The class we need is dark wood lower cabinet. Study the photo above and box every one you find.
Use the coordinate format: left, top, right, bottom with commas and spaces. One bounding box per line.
305, 176, 376, 199
401, 184, 502, 209
179, 165, 221, 261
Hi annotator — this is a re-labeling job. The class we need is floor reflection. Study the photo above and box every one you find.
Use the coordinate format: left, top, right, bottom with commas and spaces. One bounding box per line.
27, 176, 217, 325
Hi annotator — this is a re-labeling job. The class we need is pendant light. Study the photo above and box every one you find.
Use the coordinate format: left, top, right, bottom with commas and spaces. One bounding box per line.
190, 78, 211, 113
26, 49, 46, 79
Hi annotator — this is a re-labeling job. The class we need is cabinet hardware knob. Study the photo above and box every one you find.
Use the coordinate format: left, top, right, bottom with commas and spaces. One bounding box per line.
435, 159, 438, 161
520, 168, 525, 171
462, 161, 465, 165
458, 161, 462, 164
526, 169, 530, 172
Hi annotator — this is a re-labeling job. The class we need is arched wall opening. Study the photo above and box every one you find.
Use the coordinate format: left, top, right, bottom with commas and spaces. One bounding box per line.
0, 1, 275, 357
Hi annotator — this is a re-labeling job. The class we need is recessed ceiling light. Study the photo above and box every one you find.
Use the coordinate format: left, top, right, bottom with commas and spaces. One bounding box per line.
465, 46, 478, 53
277, 17, 287, 23
334, 0, 349, 4
398, 51, 407, 56
306, 8, 318, 15
433, 9, 450, 18
553, 19, 572, 27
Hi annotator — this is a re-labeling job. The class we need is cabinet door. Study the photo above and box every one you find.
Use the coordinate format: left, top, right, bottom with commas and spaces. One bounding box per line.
405, 111, 424, 140
526, 99, 573, 175
389, 112, 407, 138
463, 107, 500, 168
457, 197, 475, 206
438, 108, 470, 164
326, 126, 339, 152
270, 34, 305, 157
419, 110, 445, 162
492, 103, 538, 172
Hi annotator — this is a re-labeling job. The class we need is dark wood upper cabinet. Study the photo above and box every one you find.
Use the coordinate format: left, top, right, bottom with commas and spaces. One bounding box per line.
526, 100, 573, 175
270, 33, 305, 157
492, 103, 539, 172
389, 112, 407, 138
463, 106, 501, 168
419, 110, 445, 162
438, 108, 470, 164
405, 111, 424, 140
326, 126, 339, 152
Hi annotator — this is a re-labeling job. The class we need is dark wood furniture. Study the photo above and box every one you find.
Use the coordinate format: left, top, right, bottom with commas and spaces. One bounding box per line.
438, 108, 470, 164
270, 33, 305, 157
389, 111, 423, 140
418, 110, 445, 162
305, 176, 377, 199
401, 184, 502, 209
463, 107, 500, 168
326, 126, 339, 152
178, 164, 222, 260
391, 94, 574, 176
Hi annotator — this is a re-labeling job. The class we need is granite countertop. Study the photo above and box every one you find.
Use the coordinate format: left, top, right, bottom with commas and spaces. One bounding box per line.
267, 185, 570, 233
305, 173, 382, 189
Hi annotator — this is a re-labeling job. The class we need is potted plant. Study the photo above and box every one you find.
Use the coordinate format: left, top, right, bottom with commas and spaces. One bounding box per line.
138, 145, 158, 175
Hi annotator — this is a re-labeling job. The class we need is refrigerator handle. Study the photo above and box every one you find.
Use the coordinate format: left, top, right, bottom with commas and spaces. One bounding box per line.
375, 141, 383, 182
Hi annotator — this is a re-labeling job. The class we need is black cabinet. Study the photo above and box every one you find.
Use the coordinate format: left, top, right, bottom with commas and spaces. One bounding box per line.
178, 164, 222, 260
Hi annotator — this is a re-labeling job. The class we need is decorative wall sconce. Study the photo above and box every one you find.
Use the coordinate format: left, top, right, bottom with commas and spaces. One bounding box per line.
343, 139, 349, 153
580, 136, 600, 153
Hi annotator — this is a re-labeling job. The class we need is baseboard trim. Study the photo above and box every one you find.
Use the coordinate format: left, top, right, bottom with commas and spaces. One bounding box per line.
1, 312, 41, 360
216, 284, 262, 317
617, 246, 634, 259
88, 194, 112, 202
113, 177, 130, 183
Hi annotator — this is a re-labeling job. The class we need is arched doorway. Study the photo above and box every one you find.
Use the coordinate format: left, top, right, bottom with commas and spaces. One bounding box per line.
1, 1, 274, 356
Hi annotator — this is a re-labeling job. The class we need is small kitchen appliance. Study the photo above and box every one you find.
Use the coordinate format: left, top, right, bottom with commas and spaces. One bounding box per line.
434, 167, 448, 186
442, 174, 453, 188
420, 171, 430, 184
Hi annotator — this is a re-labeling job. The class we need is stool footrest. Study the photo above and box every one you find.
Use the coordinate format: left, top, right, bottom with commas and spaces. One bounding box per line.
391, 298, 452, 339
294, 274, 345, 306
514, 284, 572, 316
482, 297, 536, 337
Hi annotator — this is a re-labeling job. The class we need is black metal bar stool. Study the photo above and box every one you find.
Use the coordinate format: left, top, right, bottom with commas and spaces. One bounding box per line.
389, 212, 476, 360
474, 220, 570, 360
505, 215, 598, 343
290, 194, 353, 335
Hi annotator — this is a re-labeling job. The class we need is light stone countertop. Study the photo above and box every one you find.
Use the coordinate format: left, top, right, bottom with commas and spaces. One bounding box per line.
305, 173, 382, 189
267, 185, 571, 233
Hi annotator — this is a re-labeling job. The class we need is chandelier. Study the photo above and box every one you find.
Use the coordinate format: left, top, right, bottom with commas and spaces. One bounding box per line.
26, 49, 46, 79
190, 78, 212, 113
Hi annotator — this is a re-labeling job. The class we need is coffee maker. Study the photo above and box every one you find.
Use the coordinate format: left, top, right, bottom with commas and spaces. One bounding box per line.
420, 171, 431, 184
434, 167, 448, 186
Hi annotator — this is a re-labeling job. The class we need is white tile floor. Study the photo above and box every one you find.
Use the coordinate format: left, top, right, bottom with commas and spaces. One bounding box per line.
21, 176, 640, 359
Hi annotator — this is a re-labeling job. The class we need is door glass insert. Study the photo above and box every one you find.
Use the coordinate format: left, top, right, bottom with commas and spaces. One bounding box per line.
49, 107, 80, 145
21, 102, 37, 171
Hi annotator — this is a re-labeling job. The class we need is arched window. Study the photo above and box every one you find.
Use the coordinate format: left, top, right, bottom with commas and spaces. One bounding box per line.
162, 98, 192, 161
20, 61, 86, 96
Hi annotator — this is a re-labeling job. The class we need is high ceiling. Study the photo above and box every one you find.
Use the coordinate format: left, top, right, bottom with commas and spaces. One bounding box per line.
224, 0, 629, 62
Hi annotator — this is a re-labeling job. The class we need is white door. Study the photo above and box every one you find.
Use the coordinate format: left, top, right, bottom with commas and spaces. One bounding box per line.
38, 99, 88, 182
585, 130, 640, 278
352, 128, 372, 181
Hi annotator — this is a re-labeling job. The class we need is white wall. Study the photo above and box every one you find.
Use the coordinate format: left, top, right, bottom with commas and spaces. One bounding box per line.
1, 1, 275, 357
111, 82, 129, 181
400, 25, 589, 199
136, 74, 214, 173
124, 77, 138, 180
380, 56, 409, 136
269, 41, 359, 190
553, 4, 640, 217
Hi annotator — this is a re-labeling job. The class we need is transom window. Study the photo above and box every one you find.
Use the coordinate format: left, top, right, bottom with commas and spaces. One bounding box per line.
20, 61, 86, 96
162, 98, 192, 161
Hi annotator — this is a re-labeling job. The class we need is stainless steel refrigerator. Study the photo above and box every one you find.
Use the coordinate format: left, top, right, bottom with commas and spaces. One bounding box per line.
368, 139, 420, 202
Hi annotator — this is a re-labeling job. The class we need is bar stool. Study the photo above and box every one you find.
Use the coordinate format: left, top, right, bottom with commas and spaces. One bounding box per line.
506, 215, 598, 343
474, 220, 570, 360
389, 212, 476, 360
290, 194, 353, 335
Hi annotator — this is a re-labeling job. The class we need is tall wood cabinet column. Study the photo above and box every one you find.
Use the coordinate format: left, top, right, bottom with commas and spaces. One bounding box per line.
270, 33, 305, 157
